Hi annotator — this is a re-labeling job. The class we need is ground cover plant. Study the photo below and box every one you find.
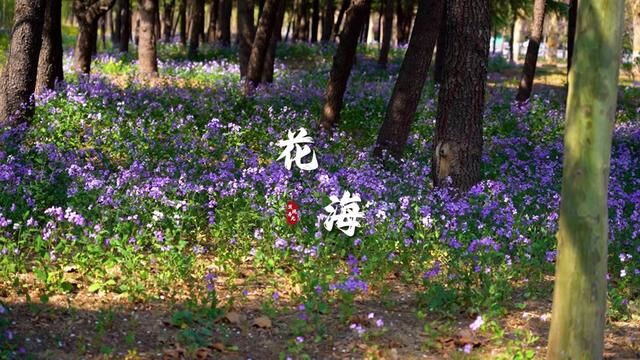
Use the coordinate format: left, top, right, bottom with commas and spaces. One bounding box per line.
0, 39, 638, 359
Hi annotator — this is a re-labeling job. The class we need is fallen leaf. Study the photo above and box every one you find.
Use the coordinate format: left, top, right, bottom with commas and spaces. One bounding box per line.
210, 342, 226, 352
195, 347, 211, 359
224, 311, 244, 325
252, 315, 272, 328
162, 349, 181, 360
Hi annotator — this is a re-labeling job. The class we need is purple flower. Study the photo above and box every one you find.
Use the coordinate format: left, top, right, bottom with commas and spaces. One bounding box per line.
469, 316, 484, 331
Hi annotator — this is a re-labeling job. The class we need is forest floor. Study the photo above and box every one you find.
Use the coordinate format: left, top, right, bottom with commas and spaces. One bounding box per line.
4, 265, 640, 359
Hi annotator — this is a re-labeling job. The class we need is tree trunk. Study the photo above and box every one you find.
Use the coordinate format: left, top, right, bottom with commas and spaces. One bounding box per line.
0, 0, 45, 126
508, 12, 515, 63
515, 0, 545, 102
155, 1, 161, 41
566, 0, 577, 72
311, 0, 319, 42
113, 0, 121, 45
188, 0, 204, 57
36, 0, 64, 94
119, 0, 131, 51
294, 0, 309, 41
432, 0, 489, 191
163, 0, 175, 41
512, 15, 523, 63
546, 1, 623, 358
207, 0, 219, 42
377, 0, 393, 67
100, 14, 107, 49
245, 0, 280, 91
238, 0, 255, 77
632, 0, 640, 77
139, 0, 158, 74
322, 0, 334, 41
218, 0, 231, 46
433, 10, 446, 84
359, 2, 369, 43
319, 0, 370, 130
374, 0, 443, 159
179, 0, 187, 44
74, 0, 117, 73
546, 13, 559, 64
396, 0, 413, 44
332, 0, 349, 40
262, 0, 286, 83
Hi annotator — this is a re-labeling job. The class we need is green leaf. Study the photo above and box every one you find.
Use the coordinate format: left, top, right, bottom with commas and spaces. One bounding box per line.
88, 283, 102, 293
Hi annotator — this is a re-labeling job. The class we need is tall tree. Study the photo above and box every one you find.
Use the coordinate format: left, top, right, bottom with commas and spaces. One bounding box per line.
262, 0, 286, 83
36, 0, 64, 93
246, 0, 280, 91
139, 0, 159, 74
332, 0, 350, 40
0, 0, 45, 126
321, 0, 334, 41
515, 0, 545, 102
546, 12, 559, 64
238, 0, 256, 77
566, 0, 577, 71
374, 0, 444, 158
319, 0, 370, 130
546, 0, 624, 358
162, 0, 175, 42
118, 0, 131, 52
377, 0, 393, 67
179, 0, 187, 45
632, 0, 640, 77
433, 12, 446, 84
311, 0, 320, 42
207, 0, 219, 42
73, 0, 116, 74
432, 0, 489, 190
395, 0, 414, 44
188, 0, 205, 57
218, 0, 232, 46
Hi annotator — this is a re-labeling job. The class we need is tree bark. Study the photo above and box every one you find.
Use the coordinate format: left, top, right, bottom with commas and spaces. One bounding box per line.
432, 0, 489, 191
0, 0, 45, 126
238, 0, 256, 77
322, 0, 334, 41
632, 0, 640, 77
139, 0, 158, 74
546, 13, 559, 64
119, 0, 131, 51
188, 0, 204, 57
332, 0, 349, 40
319, 0, 370, 130
207, 0, 219, 42
112, 1, 121, 45
377, 0, 393, 67
546, 1, 623, 358
515, 0, 545, 102
566, 0, 577, 72
374, 0, 444, 159
218, 0, 231, 46
36, 0, 64, 94
311, 0, 320, 42
163, 0, 175, 41
74, 0, 116, 73
245, 0, 280, 91
433, 10, 446, 84
179, 0, 187, 45
508, 11, 515, 63
396, 0, 413, 44
262, 0, 286, 83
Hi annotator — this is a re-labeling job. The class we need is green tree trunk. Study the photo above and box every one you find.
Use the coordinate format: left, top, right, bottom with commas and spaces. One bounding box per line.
546, 0, 624, 359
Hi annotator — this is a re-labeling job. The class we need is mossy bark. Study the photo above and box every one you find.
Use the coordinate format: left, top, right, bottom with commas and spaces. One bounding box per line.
546, 1, 624, 358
